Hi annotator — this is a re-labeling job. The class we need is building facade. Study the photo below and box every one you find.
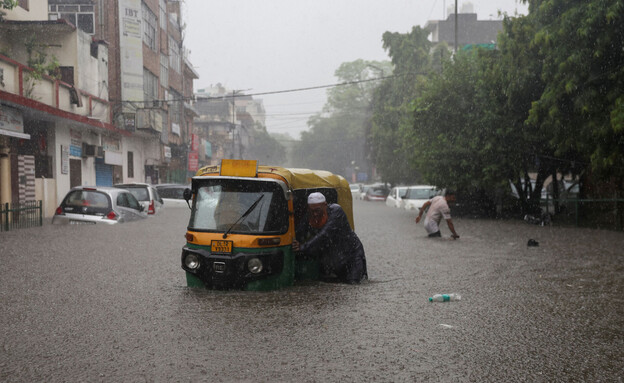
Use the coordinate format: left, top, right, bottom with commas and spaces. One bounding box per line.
425, 10, 503, 51
194, 85, 266, 166
0, 0, 197, 218
1, 3, 118, 217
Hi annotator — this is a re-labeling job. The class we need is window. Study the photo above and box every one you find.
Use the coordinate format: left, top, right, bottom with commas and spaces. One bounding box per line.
169, 89, 181, 126
160, 54, 168, 89
77, 13, 94, 34
159, 0, 167, 31
48, 4, 94, 34
18, 0, 29, 11
142, 2, 158, 51
168, 36, 180, 73
127, 151, 134, 178
143, 68, 158, 103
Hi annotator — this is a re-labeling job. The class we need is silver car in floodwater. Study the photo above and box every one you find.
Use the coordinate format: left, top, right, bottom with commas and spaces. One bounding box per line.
114, 183, 164, 215
155, 183, 191, 208
53, 186, 147, 225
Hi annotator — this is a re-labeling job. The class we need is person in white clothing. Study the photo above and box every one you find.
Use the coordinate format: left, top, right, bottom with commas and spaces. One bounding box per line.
415, 192, 460, 239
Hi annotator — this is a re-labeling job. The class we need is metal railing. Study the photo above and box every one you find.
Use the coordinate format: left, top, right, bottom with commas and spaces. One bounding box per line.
1, 201, 43, 232
543, 197, 624, 230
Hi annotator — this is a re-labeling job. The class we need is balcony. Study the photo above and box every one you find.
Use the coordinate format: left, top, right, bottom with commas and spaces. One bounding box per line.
0, 53, 121, 133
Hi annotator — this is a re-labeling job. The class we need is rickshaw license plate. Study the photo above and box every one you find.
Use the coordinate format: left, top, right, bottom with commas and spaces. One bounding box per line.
211, 240, 232, 254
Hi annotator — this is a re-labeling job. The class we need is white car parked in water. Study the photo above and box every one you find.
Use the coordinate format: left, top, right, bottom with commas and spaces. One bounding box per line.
402, 185, 440, 211
385, 186, 409, 208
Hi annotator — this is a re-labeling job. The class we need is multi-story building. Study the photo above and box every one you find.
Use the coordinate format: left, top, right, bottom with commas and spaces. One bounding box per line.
57, 0, 199, 184
425, 4, 503, 51
0, 0, 198, 219
194, 85, 266, 166
1, 2, 116, 217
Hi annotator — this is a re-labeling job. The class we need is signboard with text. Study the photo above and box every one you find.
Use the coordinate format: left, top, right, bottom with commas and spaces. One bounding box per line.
119, 0, 143, 112
191, 134, 200, 152
188, 151, 198, 172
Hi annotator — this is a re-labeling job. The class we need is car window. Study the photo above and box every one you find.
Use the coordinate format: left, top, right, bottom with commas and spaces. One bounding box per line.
406, 188, 435, 199
125, 192, 141, 209
64, 190, 110, 208
123, 187, 149, 201
117, 193, 129, 207
152, 187, 163, 204
158, 187, 185, 199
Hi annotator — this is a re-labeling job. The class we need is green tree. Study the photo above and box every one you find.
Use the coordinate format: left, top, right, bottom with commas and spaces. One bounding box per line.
527, 0, 624, 187
369, 26, 432, 186
294, 59, 388, 178
0, 0, 17, 21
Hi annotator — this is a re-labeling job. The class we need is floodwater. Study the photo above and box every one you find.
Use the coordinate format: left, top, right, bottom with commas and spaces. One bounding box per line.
1, 200, 623, 382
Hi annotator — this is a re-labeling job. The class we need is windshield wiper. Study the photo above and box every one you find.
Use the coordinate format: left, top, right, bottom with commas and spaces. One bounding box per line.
223, 194, 264, 239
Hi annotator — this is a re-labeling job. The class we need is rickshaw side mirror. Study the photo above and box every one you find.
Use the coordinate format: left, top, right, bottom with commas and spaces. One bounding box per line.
183, 188, 192, 210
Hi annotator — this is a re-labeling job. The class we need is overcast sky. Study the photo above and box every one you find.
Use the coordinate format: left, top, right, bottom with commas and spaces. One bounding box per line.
183, 0, 528, 139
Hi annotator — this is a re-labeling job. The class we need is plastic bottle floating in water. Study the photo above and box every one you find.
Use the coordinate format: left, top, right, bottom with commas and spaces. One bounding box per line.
429, 293, 461, 302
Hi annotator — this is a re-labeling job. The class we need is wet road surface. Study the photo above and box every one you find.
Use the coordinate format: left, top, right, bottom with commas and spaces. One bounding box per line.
1, 200, 623, 382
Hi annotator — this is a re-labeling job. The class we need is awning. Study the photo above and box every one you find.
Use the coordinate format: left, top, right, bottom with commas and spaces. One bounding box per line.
0, 128, 30, 139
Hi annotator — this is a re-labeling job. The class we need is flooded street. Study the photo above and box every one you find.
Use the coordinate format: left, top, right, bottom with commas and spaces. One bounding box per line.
1, 200, 623, 382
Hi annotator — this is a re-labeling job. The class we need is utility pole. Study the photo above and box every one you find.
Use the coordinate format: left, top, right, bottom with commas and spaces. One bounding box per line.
454, 1, 458, 53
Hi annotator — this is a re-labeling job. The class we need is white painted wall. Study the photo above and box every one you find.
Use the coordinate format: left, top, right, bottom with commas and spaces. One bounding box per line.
53, 125, 71, 206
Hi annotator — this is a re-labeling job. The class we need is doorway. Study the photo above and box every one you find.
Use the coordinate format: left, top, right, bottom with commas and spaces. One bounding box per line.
70, 159, 82, 188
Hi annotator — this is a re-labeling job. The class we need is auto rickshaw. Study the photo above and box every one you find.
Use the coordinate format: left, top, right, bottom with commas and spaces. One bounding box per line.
181, 159, 354, 291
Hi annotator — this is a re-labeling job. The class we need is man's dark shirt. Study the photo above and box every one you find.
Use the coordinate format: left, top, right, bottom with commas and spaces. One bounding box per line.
297, 203, 367, 283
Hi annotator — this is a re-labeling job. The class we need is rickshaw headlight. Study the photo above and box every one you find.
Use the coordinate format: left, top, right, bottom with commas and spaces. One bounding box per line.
247, 258, 263, 274
184, 253, 200, 270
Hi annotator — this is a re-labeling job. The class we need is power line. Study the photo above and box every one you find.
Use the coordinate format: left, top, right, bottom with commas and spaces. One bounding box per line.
115, 72, 409, 104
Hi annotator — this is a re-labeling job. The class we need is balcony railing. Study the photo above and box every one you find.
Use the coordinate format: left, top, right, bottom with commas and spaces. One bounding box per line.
0, 53, 112, 125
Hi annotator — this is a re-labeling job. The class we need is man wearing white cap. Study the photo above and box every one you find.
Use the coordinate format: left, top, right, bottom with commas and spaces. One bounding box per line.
293, 192, 367, 284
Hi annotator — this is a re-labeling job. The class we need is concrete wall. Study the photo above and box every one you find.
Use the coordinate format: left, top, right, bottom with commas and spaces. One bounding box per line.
53, 125, 72, 205
3, 1, 49, 21
35, 177, 57, 218
122, 135, 146, 183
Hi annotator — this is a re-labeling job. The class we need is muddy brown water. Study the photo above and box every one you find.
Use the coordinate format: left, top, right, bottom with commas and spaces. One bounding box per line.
1, 200, 623, 382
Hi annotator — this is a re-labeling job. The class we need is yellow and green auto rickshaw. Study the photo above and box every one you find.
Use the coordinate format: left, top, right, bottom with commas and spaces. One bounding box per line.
181, 159, 354, 291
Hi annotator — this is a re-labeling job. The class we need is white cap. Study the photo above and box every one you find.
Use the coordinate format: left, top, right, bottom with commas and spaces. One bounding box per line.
307, 192, 326, 204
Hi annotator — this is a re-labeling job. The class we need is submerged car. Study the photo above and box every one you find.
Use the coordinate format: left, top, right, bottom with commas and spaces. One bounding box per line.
349, 183, 361, 199
386, 186, 409, 208
53, 186, 147, 225
155, 183, 190, 208
364, 185, 390, 201
402, 185, 439, 211
114, 183, 164, 215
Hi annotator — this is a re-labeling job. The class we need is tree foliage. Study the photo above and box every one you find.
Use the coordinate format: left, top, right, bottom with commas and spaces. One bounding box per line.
293, 59, 389, 178
246, 128, 287, 166
526, 0, 624, 183
368, 27, 431, 186
364, 0, 624, 215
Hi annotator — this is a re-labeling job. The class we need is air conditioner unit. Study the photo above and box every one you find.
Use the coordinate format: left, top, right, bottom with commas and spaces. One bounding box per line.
82, 144, 95, 157
82, 143, 96, 157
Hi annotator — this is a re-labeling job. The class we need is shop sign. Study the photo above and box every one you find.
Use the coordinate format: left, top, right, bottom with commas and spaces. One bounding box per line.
119, 0, 143, 113
105, 150, 123, 166
164, 145, 171, 158
70, 129, 82, 157
188, 151, 198, 172
102, 136, 121, 152
124, 113, 136, 131
61, 145, 69, 174
171, 123, 180, 136
0, 105, 24, 133
191, 133, 199, 151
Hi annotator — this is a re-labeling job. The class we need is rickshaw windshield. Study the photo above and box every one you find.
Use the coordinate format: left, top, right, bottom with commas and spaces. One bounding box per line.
189, 179, 289, 234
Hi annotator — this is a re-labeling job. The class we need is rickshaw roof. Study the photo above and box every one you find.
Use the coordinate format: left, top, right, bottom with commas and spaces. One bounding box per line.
195, 164, 354, 228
